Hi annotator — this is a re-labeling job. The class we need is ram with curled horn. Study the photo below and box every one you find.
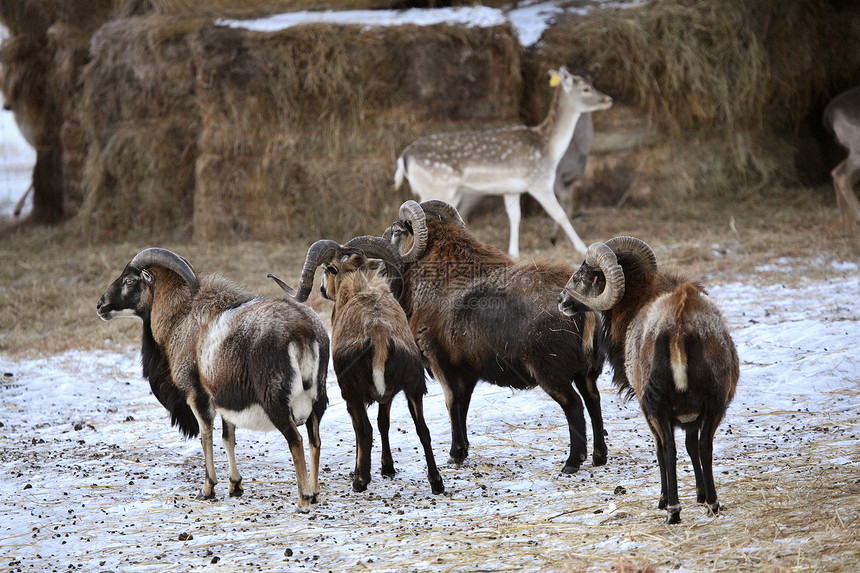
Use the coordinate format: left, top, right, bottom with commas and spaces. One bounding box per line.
559, 236, 739, 524
270, 236, 444, 495
381, 200, 608, 475
97, 247, 329, 512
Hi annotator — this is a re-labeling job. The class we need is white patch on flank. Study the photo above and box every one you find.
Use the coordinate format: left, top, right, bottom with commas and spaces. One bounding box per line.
200, 304, 244, 381
372, 368, 386, 398
288, 341, 319, 426
219, 404, 276, 432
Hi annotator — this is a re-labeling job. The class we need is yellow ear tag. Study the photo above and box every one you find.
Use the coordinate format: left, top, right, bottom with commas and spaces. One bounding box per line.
549, 71, 561, 87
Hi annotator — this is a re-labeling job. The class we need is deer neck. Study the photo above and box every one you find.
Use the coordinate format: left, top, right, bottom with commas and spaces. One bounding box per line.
537, 87, 582, 164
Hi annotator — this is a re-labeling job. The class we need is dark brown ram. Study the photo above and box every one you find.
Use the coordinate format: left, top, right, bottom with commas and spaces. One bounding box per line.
558, 236, 739, 523
382, 200, 607, 474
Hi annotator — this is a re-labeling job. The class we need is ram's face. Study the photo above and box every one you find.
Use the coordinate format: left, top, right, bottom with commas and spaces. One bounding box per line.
558, 262, 603, 316
386, 220, 414, 257
96, 263, 153, 321
320, 250, 366, 301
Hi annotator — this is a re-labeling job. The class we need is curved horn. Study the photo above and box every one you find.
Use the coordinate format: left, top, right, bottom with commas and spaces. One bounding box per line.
420, 200, 465, 227
605, 236, 657, 277
563, 242, 625, 311
129, 247, 198, 297
343, 235, 403, 268
398, 200, 428, 263
295, 239, 341, 302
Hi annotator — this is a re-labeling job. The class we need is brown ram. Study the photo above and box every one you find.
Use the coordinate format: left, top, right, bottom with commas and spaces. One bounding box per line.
558, 236, 739, 523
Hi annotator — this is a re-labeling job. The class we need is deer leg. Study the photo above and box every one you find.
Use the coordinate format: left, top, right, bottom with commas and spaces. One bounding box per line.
377, 400, 396, 478
406, 393, 445, 494
221, 417, 243, 497
528, 183, 588, 255
550, 178, 577, 246
502, 192, 522, 258
346, 400, 373, 492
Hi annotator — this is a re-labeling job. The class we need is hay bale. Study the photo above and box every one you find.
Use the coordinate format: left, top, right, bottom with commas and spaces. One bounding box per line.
188, 20, 520, 241
73, 16, 201, 241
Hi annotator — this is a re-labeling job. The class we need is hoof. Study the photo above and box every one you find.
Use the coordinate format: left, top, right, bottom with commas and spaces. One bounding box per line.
706, 501, 721, 516
352, 479, 369, 493
229, 479, 244, 497
666, 504, 682, 524
448, 445, 468, 465
592, 451, 607, 467
430, 479, 445, 495
196, 490, 216, 501
311, 493, 319, 504
561, 461, 581, 474
381, 464, 396, 478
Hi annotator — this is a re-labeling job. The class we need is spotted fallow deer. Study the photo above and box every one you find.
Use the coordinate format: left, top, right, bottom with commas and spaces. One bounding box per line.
823, 86, 860, 235
393, 67, 613, 259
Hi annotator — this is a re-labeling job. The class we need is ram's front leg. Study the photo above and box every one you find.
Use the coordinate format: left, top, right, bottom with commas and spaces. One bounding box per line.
196, 415, 218, 500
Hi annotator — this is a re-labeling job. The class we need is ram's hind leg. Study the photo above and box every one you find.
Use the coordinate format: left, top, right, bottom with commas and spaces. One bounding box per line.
648, 414, 681, 524
699, 416, 721, 515
346, 400, 373, 492
305, 412, 322, 503
221, 418, 243, 497
406, 393, 444, 494
277, 418, 313, 513
377, 400, 396, 478
189, 401, 217, 500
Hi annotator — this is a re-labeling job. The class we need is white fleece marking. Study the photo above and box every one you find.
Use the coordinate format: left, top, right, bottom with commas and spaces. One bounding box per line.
372, 368, 386, 398
670, 341, 688, 393
219, 404, 276, 432
200, 304, 244, 382
288, 341, 319, 426
676, 413, 699, 424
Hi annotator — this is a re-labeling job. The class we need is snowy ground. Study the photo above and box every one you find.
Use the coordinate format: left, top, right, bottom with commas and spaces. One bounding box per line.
1, 269, 858, 572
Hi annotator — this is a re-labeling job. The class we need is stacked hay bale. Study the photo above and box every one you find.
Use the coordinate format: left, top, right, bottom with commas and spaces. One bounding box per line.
74, 16, 203, 240
189, 21, 519, 241
73, 12, 520, 241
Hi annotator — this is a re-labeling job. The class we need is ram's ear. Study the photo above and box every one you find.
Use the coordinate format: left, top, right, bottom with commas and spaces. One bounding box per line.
325, 264, 338, 275
141, 269, 154, 284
